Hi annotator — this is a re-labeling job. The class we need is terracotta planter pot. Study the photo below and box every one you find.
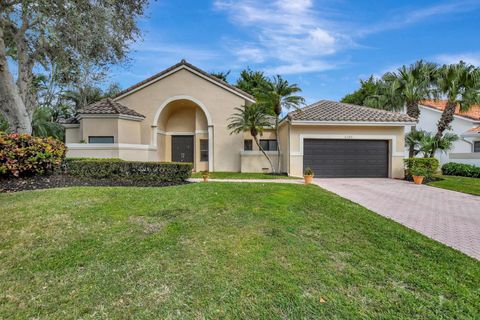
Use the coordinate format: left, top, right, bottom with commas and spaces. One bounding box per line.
304, 175, 314, 184
412, 175, 424, 185
202, 176, 209, 182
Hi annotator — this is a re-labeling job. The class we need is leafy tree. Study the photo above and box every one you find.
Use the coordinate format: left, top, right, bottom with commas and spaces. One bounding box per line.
210, 71, 231, 83
235, 69, 271, 97
434, 62, 480, 141
256, 75, 305, 172
228, 104, 275, 173
0, 0, 149, 133
341, 76, 384, 106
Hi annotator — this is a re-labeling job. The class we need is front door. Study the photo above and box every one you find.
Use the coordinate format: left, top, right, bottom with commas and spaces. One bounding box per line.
172, 135, 194, 163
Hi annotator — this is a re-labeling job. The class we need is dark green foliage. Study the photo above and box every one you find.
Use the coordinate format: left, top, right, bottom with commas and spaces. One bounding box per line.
64, 159, 192, 182
404, 158, 439, 179
0, 132, 66, 177
441, 162, 480, 178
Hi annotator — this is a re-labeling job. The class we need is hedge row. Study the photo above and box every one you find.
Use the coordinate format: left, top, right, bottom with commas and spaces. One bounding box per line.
0, 132, 66, 177
64, 159, 192, 182
404, 158, 439, 178
441, 162, 480, 178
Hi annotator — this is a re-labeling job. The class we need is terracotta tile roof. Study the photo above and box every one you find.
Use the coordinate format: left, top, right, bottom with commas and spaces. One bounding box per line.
112, 59, 255, 101
421, 100, 480, 121
288, 100, 416, 123
63, 117, 79, 124
78, 99, 145, 118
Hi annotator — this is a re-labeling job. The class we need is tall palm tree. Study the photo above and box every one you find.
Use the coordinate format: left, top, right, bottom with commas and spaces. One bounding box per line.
381, 61, 438, 157
382, 60, 438, 119
256, 75, 305, 172
435, 62, 480, 141
228, 104, 275, 173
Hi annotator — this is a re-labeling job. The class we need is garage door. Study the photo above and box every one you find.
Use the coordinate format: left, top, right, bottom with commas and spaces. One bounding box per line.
303, 139, 389, 178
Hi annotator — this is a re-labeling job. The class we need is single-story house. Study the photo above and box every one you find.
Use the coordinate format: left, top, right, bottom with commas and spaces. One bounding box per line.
63, 60, 416, 178
413, 100, 480, 166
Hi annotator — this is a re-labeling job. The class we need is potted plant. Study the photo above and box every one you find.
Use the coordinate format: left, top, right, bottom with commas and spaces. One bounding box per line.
201, 170, 210, 182
410, 166, 427, 185
304, 167, 314, 184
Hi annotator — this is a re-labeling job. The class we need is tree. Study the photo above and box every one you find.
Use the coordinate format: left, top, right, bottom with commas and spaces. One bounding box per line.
0, 0, 149, 133
382, 60, 438, 119
227, 104, 275, 173
341, 76, 385, 107
256, 75, 305, 172
31, 107, 64, 140
434, 62, 480, 141
405, 130, 427, 157
210, 71, 231, 83
235, 69, 271, 97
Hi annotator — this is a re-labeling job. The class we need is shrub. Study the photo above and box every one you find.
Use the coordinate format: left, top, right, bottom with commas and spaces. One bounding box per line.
64, 159, 192, 182
0, 132, 66, 177
404, 158, 439, 179
441, 162, 480, 178
304, 167, 314, 176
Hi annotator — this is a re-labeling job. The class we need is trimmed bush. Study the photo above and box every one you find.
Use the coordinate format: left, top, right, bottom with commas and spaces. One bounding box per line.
404, 158, 439, 179
442, 162, 480, 178
0, 132, 66, 177
64, 159, 192, 182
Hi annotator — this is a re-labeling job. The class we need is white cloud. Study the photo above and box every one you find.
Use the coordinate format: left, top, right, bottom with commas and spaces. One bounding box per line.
434, 53, 480, 66
214, 0, 348, 74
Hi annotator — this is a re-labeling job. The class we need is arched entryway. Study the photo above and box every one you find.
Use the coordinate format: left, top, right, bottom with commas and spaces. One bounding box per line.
152, 96, 213, 171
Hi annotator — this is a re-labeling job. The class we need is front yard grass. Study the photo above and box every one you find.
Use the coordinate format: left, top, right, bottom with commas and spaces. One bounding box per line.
190, 171, 298, 179
1, 183, 479, 319
428, 175, 480, 196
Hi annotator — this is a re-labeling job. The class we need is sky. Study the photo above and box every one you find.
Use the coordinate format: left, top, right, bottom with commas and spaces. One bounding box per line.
110, 0, 480, 104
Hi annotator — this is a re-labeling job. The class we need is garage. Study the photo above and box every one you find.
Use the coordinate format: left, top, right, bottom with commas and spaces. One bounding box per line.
303, 139, 389, 178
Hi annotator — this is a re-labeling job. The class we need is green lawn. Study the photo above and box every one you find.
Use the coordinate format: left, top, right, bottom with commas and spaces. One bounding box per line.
191, 171, 298, 179
1, 184, 479, 319
428, 175, 480, 196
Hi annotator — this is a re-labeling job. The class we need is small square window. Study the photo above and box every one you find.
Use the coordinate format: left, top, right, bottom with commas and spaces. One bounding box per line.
474, 141, 480, 153
244, 139, 253, 151
260, 139, 277, 151
88, 136, 114, 143
200, 139, 209, 161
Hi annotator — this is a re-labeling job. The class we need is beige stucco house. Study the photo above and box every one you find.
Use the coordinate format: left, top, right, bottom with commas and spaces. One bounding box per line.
64, 60, 416, 178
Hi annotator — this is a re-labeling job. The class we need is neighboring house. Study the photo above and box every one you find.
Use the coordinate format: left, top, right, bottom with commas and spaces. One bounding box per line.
63, 60, 415, 178
414, 100, 480, 166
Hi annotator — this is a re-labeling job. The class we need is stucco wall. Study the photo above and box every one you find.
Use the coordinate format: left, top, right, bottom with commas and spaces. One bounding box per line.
116, 68, 249, 171
415, 106, 478, 164
286, 124, 407, 178
240, 152, 279, 173
65, 127, 80, 143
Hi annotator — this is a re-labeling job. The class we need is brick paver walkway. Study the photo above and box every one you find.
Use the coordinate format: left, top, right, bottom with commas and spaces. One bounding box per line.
314, 178, 480, 260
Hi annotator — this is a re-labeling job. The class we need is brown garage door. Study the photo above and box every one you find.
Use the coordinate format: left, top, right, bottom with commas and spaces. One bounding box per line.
303, 139, 389, 178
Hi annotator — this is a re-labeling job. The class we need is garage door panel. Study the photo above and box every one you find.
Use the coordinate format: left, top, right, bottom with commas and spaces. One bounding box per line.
303, 139, 388, 178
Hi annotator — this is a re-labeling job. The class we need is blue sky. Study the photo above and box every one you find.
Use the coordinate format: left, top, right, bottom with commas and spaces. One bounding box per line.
110, 0, 480, 104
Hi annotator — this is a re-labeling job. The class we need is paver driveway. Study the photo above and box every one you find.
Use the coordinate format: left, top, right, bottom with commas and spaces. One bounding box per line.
314, 178, 480, 260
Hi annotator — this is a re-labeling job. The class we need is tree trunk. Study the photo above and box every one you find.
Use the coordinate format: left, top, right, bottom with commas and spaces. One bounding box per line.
435, 102, 456, 141
0, 27, 32, 133
253, 135, 275, 174
406, 102, 420, 119
275, 115, 281, 173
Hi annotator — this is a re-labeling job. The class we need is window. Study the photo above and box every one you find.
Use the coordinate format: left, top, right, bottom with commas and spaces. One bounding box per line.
244, 139, 253, 151
200, 139, 209, 161
88, 136, 114, 143
260, 139, 277, 151
474, 141, 480, 153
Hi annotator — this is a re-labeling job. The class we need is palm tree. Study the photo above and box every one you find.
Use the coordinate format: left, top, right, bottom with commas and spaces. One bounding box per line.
256, 75, 305, 172
418, 132, 458, 158
435, 62, 480, 141
405, 130, 427, 157
32, 107, 65, 140
382, 60, 438, 119
228, 104, 275, 173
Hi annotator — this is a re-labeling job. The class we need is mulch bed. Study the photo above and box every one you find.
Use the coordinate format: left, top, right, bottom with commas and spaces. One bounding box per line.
0, 175, 188, 193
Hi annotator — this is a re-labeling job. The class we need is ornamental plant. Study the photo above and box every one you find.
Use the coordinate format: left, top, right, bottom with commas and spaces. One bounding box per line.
0, 132, 66, 177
